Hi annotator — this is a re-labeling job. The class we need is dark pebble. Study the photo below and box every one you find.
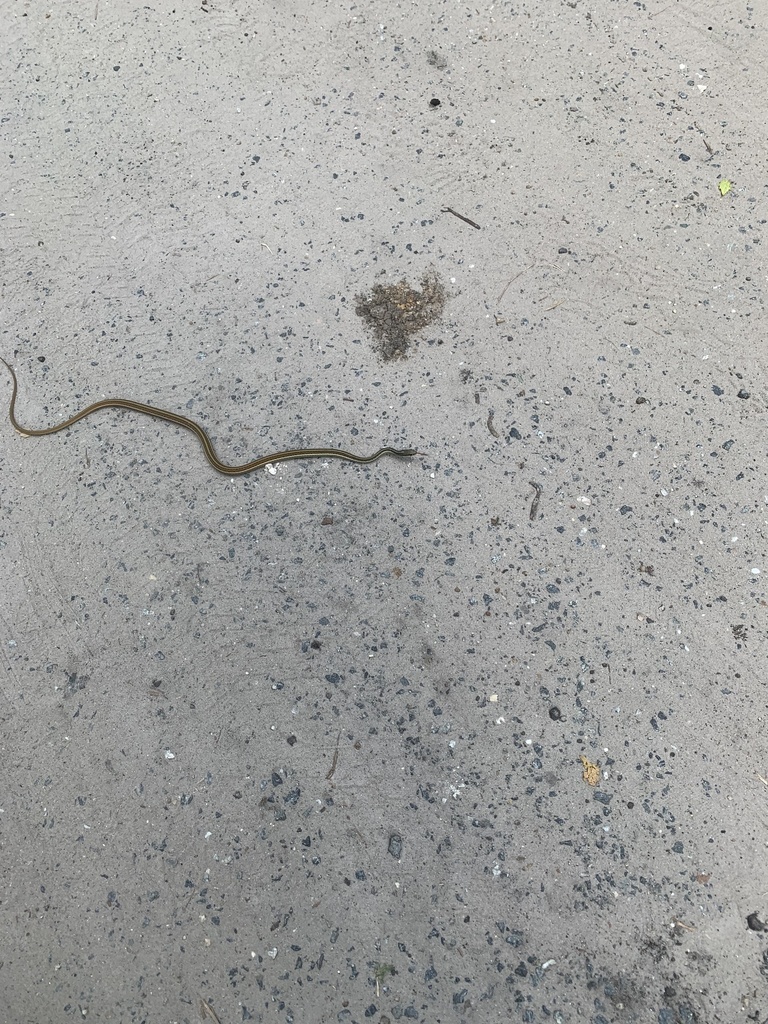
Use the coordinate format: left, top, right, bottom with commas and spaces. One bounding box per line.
388, 834, 403, 858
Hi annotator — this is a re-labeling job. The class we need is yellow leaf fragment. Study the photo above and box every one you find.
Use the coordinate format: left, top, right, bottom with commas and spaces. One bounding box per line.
718, 180, 731, 196
580, 754, 600, 786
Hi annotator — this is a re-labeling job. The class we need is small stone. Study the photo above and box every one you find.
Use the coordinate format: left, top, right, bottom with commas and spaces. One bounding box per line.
388, 834, 403, 858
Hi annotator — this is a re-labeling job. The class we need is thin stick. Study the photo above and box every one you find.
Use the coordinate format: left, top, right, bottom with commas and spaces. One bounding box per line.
200, 997, 222, 1024
441, 207, 481, 229
326, 731, 341, 781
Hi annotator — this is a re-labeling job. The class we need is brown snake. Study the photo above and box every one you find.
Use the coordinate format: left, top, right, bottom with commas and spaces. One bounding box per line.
1, 358, 417, 476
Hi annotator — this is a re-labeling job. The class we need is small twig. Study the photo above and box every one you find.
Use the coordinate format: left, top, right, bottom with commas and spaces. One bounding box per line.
528, 481, 542, 521
694, 121, 714, 155
200, 997, 222, 1024
326, 731, 341, 780
441, 207, 481, 229
486, 411, 500, 438
671, 919, 695, 932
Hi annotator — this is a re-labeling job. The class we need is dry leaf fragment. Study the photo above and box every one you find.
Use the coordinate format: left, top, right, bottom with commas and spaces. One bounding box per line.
580, 754, 600, 786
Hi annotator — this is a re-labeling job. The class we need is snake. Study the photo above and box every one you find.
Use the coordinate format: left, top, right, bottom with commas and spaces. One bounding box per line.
1, 358, 418, 476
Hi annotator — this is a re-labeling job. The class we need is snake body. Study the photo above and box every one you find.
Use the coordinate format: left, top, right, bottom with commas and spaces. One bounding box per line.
1, 358, 417, 476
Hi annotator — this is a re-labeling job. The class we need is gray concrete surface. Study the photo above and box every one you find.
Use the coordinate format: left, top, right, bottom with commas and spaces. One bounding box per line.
2, 2, 767, 1022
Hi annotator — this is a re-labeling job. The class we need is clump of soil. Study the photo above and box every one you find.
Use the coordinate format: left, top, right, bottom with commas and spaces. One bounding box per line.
355, 270, 447, 361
